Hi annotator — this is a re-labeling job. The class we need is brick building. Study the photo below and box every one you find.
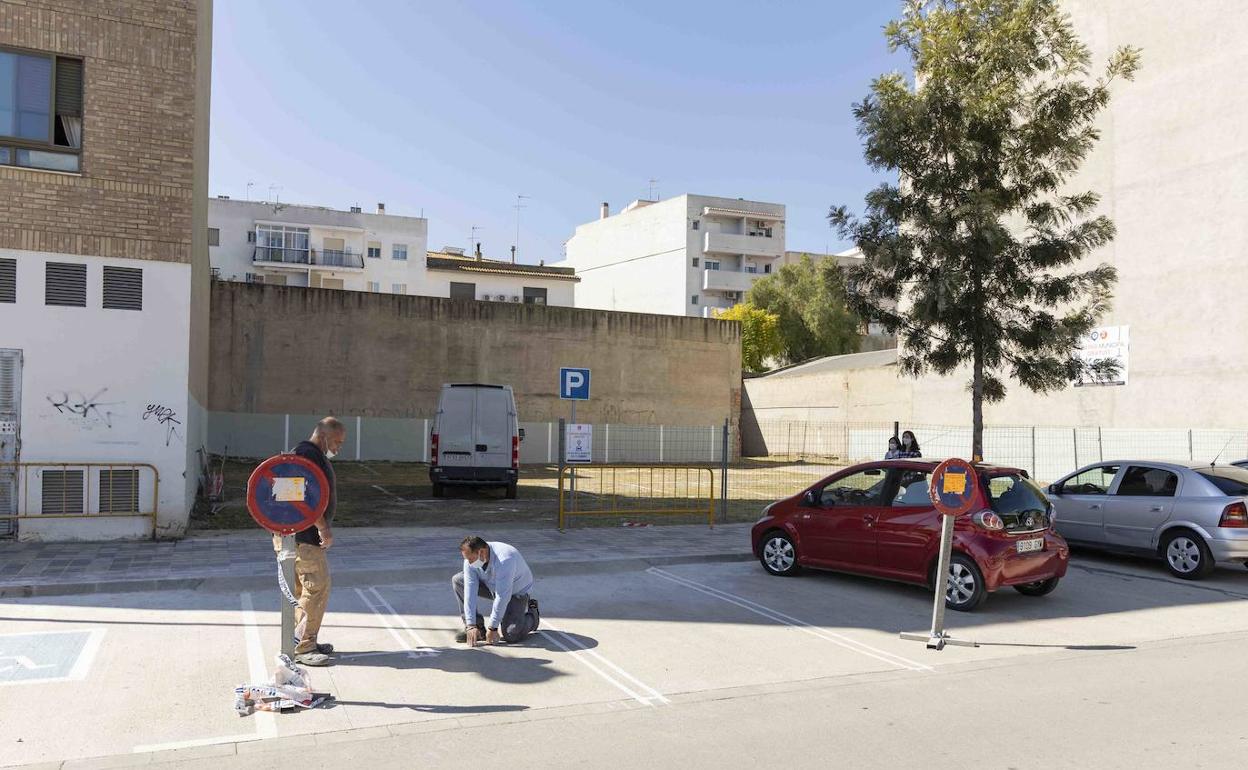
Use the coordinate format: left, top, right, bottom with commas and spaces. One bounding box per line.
0, 1, 213, 539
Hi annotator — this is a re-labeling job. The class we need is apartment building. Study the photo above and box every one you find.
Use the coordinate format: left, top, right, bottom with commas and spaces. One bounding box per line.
425, 246, 577, 306
561, 194, 786, 317
209, 198, 426, 294
0, 1, 213, 539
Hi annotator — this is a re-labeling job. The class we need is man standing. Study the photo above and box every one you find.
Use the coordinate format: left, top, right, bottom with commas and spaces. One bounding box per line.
452, 536, 541, 646
276, 417, 344, 667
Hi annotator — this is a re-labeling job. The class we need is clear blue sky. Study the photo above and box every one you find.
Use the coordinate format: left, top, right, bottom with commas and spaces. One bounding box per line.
209, 1, 905, 263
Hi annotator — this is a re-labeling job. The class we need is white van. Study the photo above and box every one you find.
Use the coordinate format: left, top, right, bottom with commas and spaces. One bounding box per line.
429, 383, 522, 498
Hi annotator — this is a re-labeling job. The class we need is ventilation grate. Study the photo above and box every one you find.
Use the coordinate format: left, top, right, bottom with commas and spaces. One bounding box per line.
45, 262, 86, 307
103, 266, 142, 311
42, 470, 85, 514
0, 258, 14, 303
99, 469, 140, 513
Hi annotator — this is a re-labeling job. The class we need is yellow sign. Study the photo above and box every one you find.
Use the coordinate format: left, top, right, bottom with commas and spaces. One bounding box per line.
941, 471, 966, 495
272, 477, 307, 502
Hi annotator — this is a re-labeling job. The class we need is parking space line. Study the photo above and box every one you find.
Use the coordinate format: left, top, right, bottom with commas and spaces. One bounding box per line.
646, 568, 933, 673
542, 623, 670, 707
354, 587, 439, 657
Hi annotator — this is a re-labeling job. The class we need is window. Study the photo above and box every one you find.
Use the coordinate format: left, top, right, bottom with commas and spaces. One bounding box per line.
818, 468, 886, 506
764, 263, 772, 274
691, 294, 699, 305
99, 469, 139, 513
691, 257, 699, 268
367, 281, 380, 293
704, 260, 720, 271
747, 219, 773, 237
102, 266, 142, 311
45, 262, 86, 307
691, 220, 700, 230
0, 48, 83, 172
41, 469, 84, 514
0, 257, 14, 303
367, 242, 381, 259
523, 287, 548, 305
449, 282, 476, 300
207, 228, 220, 247
1115, 466, 1178, 497
745, 265, 758, 274
1060, 465, 1120, 495
891, 470, 932, 506
392, 244, 407, 261
247, 231, 256, 244
392, 283, 406, 294
254, 225, 309, 264
1199, 468, 1248, 496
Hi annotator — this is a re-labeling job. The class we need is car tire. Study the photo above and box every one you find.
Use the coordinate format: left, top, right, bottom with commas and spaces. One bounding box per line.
1013, 577, 1060, 597
1162, 530, 1215, 580
944, 554, 987, 612
432, 483, 445, 498
505, 483, 517, 500
759, 531, 801, 577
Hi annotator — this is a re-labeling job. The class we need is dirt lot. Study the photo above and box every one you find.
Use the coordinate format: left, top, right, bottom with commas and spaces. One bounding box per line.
190, 457, 843, 531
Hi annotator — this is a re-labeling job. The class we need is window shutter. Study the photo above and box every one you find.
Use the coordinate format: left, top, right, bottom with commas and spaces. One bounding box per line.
45, 262, 87, 307
42, 469, 85, 514
102, 266, 142, 311
99, 469, 140, 513
0, 258, 14, 303
55, 57, 84, 117
208, 228, 220, 246
0, 352, 17, 413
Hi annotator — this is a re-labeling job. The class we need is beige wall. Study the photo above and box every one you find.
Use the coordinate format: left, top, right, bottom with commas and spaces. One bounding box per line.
209, 282, 742, 427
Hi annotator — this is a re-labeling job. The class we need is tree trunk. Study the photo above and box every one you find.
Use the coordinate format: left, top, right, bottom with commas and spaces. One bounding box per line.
971, 346, 985, 462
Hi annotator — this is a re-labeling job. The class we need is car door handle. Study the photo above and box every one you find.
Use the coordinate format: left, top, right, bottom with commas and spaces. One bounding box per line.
1089, 504, 1102, 510
862, 514, 876, 525
1150, 506, 1164, 512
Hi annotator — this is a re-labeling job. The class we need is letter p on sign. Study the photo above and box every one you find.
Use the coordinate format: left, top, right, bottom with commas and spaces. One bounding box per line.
559, 367, 591, 400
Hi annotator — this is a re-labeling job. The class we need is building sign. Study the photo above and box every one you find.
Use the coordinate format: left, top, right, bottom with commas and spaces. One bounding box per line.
566, 423, 593, 464
1076, 325, 1129, 386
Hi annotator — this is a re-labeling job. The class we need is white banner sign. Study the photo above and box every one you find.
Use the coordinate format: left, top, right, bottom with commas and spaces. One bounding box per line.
566, 423, 593, 464
1075, 325, 1129, 386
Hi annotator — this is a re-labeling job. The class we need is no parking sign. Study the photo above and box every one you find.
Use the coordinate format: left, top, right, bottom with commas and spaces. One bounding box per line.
246, 454, 329, 535
929, 458, 980, 516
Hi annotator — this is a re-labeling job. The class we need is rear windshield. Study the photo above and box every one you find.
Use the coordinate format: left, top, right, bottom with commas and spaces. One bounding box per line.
984, 474, 1048, 515
1198, 467, 1248, 496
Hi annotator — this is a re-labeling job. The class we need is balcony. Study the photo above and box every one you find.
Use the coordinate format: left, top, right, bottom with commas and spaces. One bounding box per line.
251, 247, 365, 270
313, 248, 364, 269
702, 269, 760, 294
253, 247, 310, 266
703, 231, 783, 259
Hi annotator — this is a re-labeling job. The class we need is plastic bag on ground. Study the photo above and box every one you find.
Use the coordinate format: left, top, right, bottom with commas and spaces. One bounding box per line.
233, 653, 331, 716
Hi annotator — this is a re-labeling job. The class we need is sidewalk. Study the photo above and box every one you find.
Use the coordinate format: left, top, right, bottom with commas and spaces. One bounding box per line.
0, 523, 754, 598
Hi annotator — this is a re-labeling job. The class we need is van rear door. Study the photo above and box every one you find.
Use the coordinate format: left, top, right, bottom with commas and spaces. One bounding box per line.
438, 387, 476, 468
473, 387, 513, 470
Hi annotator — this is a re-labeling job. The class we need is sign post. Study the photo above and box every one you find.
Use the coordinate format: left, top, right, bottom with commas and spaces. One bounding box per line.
246, 454, 329, 658
900, 458, 981, 651
559, 368, 591, 498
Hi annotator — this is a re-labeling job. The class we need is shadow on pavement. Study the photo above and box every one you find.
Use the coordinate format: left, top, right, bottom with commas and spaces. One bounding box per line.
331, 647, 569, 686
321, 701, 528, 715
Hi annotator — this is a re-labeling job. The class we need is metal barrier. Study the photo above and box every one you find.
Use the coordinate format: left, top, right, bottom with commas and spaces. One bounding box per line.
0, 462, 160, 540
558, 464, 715, 530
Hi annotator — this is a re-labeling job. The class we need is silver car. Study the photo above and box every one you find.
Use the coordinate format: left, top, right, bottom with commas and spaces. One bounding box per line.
1046, 461, 1248, 579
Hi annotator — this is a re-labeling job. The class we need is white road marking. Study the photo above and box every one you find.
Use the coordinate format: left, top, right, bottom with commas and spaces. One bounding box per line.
132, 593, 274, 754
354, 587, 439, 657
0, 628, 106, 687
646, 568, 934, 673
542, 622, 670, 707
66, 628, 104, 681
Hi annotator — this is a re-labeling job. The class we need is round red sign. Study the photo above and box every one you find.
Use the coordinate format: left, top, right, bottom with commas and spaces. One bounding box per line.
928, 458, 980, 517
245, 454, 330, 535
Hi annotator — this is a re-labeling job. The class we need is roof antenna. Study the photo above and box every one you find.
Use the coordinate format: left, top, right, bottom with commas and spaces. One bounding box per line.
1211, 436, 1236, 467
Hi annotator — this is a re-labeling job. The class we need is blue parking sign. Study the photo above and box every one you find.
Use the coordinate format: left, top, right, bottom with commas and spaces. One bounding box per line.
559, 367, 591, 400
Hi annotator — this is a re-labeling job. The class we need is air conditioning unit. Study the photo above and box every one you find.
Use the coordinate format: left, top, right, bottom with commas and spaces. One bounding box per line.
510, 296, 521, 303
481, 294, 491, 301
495, 294, 507, 301
534, 297, 546, 305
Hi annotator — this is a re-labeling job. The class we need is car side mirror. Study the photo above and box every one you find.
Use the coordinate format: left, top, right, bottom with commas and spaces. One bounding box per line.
802, 490, 820, 507
1047, 483, 1058, 495
518, 428, 526, 442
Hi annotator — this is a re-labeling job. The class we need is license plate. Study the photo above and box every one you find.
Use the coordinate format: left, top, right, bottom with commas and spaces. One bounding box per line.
1016, 538, 1045, 554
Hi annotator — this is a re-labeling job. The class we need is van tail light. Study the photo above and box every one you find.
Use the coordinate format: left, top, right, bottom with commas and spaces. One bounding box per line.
1219, 501, 1248, 528
430, 433, 439, 466
973, 511, 1004, 531
512, 435, 519, 469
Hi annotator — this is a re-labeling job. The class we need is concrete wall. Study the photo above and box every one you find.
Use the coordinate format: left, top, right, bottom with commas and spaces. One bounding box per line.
208, 281, 742, 428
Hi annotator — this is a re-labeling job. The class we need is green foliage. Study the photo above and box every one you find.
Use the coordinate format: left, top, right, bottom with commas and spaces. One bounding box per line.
716, 303, 783, 373
746, 254, 862, 366
829, 0, 1139, 455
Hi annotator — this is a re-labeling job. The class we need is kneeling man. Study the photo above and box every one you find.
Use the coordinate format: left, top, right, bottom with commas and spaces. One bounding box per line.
453, 535, 540, 646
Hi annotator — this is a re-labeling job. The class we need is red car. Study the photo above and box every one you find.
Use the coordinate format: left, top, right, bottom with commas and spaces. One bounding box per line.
750, 460, 1070, 611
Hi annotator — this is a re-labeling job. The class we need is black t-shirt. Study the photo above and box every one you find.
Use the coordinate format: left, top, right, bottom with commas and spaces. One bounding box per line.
293, 440, 335, 546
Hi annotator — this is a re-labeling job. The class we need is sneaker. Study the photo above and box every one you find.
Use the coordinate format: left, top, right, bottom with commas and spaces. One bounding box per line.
294, 651, 331, 667
528, 598, 540, 631
293, 639, 334, 655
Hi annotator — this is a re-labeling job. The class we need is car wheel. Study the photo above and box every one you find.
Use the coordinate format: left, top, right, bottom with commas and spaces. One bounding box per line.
759, 531, 800, 577
505, 483, 517, 500
1013, 577, 1060, 597
1163, 530, 1215, 580
945, 554, 987, 612
432, 483, 444, 498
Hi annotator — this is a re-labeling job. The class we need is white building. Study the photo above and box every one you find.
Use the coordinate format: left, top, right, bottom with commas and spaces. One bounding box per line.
425, 247, 577, 306
209, 198, 427, 295
561, 194, 786, 317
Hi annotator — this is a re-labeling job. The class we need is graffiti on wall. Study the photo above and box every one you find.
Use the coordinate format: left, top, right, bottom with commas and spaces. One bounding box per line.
143, 403, 183, 446
45, 388, 122, 431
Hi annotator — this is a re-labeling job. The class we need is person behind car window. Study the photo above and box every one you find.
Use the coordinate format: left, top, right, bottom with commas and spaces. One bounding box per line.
885, 437, 902, 459
899, 430, 922, 458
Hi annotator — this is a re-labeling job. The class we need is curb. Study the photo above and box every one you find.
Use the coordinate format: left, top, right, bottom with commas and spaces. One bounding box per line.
0, 552, 755, 599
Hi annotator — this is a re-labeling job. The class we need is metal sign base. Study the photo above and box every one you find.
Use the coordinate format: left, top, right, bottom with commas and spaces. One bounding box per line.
900, 513, 978, 651
278, 534, 297, 658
